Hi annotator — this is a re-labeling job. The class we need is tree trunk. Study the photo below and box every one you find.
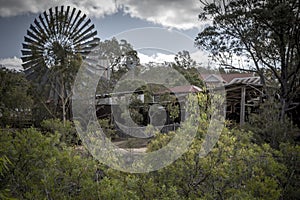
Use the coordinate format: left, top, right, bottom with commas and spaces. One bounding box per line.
61, 75, 66, 127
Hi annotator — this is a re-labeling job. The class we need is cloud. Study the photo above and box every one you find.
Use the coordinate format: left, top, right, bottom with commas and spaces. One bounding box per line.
0, 0, 205, 30
0, 0, 117, 18
138, 52, 175, 64
122, 0, 204, 30
0, 57, 23, 71
190, 50, 210, 65
190, 50, 222, 69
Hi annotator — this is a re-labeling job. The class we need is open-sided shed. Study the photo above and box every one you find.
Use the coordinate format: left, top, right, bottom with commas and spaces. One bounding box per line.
223, 76, 263, 125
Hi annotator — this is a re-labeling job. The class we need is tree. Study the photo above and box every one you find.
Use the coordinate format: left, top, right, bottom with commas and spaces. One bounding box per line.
96, 38, 140, 94
174, 50, 196, 69
173, 51, 204, 87
98, 38, 139, 71
0, 68, 33, 127
172, 64, 204, 88
195, 0, 300, 121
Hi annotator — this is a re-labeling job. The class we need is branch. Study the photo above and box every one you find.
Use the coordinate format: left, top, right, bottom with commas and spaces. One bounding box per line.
38, 98, 56, 118
285, 103, 300, 112
222, 64, 256, 73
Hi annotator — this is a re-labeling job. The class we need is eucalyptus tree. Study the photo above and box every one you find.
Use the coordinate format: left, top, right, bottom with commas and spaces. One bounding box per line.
195, 0, 300, 121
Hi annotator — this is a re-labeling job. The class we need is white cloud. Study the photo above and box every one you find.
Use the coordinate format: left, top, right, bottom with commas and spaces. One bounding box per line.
138, 52, 175, 64
0, 0, 117, 18
0, 0, 206, 30
190, 50, 210, 65
121, 0, 204, 30
0, 57, 23, 71
190, 50, 222, 69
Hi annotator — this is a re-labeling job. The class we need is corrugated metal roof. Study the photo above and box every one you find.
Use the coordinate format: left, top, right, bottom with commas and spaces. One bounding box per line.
200, 73, 255, 83
156, 85, 202, 94
227, 76, 261, 85
221, 73, 254, 83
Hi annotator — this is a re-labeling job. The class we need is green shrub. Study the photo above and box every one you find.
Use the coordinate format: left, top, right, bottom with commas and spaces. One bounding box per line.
40, 119, 79, 146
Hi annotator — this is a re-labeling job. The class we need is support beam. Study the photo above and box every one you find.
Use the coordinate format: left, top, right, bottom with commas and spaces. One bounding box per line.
240, 86, 246, 125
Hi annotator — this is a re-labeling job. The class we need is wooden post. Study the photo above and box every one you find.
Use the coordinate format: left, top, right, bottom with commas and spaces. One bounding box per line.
240, 86, 246, 125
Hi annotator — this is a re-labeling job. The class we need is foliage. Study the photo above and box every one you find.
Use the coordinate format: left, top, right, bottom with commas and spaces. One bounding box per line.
0, 69, 33, 127
127, 97, 145, 126
0, 127, 145, 199
245, 99, 299, 148
97, 38, 140, 94
174, 50, 196, 69
196, 0, 300, 121
40, 119, 79, 146
98, 118, 118, 139
141, 92, 296, 199
0, 93, 299, 199
173, 63, 204, 88
0, 155, 14, 200
99, 38, 140, 71
146, 125, 286, 199
276, 143, 300, 199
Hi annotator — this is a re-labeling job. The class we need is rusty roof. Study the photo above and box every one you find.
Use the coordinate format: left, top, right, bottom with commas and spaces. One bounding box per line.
200, 73, 255, 83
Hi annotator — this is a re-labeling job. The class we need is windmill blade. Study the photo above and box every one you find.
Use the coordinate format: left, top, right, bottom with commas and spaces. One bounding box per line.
77, 50, 93, 56
69, 9, 81, 34
74, 30, 97, 45
64, 7, 76, 36
79, 45, 97, 52
73, 23, 94, 42
70, 14, 87, 37
21, 55, 42, 63
21, 49, 43, 56
33, 18, 47, 38
24, 66, 35, 75
22, 43, 32, 50
21, 50, 33, 56
71, 18, 91, 40
60, 6, 68, 35
74, 38, 100, 51
30, 24, 45, 41
24, 69, 38, 80
22, 43, 44, 52
22, 59, 43, 69
79, 37, 100, 47
22, 43, 37, 51
24, 36, 38, 44
48, 8, 56, 36
55, 6, 60, 35
27, 30, 44, 44
39, 13, 51, 37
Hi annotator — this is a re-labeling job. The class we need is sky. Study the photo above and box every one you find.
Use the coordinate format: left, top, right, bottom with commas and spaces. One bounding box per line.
0, 0, 211, 70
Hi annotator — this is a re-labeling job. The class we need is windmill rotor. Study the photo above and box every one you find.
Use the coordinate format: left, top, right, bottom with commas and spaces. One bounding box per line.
22, 6, 99, 71
21, 6, 100, 120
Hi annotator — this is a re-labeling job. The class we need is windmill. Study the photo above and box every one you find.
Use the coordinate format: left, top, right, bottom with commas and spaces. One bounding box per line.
21, 6, 100, 123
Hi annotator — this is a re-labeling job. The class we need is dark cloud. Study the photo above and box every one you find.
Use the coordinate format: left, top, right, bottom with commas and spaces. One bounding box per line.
0, 0, 116, 18
122, 0, 203, 29
0, 0, 205, 30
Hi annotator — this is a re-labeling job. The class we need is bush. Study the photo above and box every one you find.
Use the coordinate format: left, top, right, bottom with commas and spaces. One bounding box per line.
245, 100, 299, 148
40, 119, 79, 146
